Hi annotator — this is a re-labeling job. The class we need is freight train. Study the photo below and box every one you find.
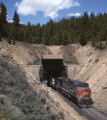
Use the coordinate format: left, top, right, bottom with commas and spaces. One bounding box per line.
50, 77, 93, 107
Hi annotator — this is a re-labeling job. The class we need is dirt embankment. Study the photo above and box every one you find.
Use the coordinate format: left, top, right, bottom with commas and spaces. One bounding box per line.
0, 39, 53, 65
73, 44, 107, 113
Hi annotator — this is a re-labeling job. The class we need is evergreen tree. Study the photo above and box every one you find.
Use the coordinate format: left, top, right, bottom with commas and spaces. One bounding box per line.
26, 28, 32, 44
32, 24, 36, 38
48, 19, 55, 37
27, 21, 32, 32
0, 11, 2, 41
42, 24, 50, 45
80, 29, 87, 46
98, 41, 104, 49
0, 2, 7, 24
90, 12, 95, 20
0, 2, 7, 39
82, 12, 89, 27
12, 10, 20, 41
35, 23, 42, 44
62, 31, 69, 45
91, 35, 97, 47
58, 30, 63, 45
13, 10, 20, 27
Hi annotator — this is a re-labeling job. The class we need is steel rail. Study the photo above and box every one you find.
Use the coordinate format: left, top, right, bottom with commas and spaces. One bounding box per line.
92, 107, 107, 119
83, 107, 107, 120
83, 108, 99, 120
90, 107, 107, 120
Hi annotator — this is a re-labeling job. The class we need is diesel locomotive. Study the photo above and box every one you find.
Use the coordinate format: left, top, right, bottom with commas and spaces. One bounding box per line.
50, 77, 93, 107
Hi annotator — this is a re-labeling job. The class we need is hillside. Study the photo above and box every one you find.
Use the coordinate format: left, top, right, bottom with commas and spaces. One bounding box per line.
74, 44, 107, 113
0, 39, 85, 119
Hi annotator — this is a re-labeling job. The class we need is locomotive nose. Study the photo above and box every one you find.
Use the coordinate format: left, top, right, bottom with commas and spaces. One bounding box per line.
83, 89, 89, 97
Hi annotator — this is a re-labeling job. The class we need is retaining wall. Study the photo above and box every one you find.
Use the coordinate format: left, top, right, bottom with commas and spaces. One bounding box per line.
24, 64, 81, 82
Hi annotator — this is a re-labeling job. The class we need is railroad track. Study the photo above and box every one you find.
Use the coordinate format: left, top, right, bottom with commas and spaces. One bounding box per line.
56, 89, 107, 120
52, 87, 107, 120
58, 91, 107, 120
83, 106, 107, 120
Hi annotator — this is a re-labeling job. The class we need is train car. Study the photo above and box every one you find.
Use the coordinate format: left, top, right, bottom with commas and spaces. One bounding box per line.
50, 77, 93, 107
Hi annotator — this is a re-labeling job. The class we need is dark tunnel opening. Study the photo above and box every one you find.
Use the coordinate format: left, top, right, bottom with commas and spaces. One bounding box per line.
39, 55, 67, 87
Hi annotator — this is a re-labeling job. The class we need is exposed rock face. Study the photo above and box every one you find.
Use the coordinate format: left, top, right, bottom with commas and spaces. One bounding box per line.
67, 65, 80, 79
73, 44, 107, 113
0, 39, 52, 65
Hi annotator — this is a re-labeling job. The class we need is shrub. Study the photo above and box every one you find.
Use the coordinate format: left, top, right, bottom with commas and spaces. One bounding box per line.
7, 38, 11, 44
45, 111, 59, 120
59, 111, 64, 119
0, 104, 26, 120
0, 56, 59, 119
41, 96, 46, 104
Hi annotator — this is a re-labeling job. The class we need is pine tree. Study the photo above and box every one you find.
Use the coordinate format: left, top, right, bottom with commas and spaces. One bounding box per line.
90, 12, 95, 20
48, 19, 55, 38
58, 30, 63, 45
98, 41, 104, 49
0, 2, 7, 39
0, 10, 2, 41
42, 25, 50, 45
62, 31, 69, 45
83, 12, 89, 27
0, 2, 7, 24
26, 28, 32, 44
13, 10, 20, 27
91, 35, 97, 47
79, 28, 87, 46
35, 23, 42, 44
12, 10, 20, 41
27, 21, 32, 32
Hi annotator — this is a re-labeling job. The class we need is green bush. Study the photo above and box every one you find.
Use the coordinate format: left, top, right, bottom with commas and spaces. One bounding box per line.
0, 57, 59, 120
0, 104, 26, 120
41, 96, 46, 104
59, 111, 64, 119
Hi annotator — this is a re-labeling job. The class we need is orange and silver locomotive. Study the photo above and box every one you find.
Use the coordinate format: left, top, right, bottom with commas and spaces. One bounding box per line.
50, 77, 93, 107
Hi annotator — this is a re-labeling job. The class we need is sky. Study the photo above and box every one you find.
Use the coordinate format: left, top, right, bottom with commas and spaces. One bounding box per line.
1, 0, 107, 26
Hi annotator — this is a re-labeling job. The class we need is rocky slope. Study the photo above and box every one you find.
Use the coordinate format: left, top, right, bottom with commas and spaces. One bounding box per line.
73, 44, 107, 113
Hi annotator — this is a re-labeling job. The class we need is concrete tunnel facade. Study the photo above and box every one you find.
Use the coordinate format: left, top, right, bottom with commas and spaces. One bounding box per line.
24, 55, 81, 83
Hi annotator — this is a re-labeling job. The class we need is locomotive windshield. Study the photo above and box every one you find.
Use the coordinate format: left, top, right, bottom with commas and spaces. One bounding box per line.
77, 83, 89, 87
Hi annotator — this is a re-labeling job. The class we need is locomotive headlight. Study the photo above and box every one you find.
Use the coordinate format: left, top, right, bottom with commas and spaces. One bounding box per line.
52, 78, 55, 85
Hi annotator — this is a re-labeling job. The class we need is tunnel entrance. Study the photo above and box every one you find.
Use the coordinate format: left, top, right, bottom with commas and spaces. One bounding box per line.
39, 55, 67, 86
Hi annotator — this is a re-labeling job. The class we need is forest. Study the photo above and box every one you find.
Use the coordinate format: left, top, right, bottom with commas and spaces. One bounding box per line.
0, 2, 107, 48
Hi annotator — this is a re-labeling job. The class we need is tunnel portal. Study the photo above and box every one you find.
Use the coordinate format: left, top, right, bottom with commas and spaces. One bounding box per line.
39, 55, 67, 86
